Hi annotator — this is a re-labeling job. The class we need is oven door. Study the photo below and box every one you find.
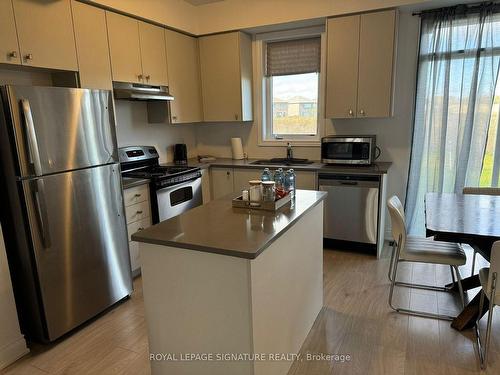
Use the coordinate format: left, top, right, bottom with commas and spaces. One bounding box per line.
155, 177, 203, 222
321, 137, 373, 165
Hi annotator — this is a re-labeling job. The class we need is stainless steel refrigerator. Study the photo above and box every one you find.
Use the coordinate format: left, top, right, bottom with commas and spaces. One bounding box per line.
0, 85, 132, 342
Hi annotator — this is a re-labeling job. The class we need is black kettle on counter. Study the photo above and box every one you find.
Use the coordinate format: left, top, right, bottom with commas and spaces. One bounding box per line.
173, 143, 188, 165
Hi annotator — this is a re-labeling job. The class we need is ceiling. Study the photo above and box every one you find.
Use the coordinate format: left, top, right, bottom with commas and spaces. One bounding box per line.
184, 0, 224, 6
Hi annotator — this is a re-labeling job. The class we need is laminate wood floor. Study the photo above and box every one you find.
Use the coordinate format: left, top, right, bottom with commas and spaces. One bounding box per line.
2, 244, 499, 374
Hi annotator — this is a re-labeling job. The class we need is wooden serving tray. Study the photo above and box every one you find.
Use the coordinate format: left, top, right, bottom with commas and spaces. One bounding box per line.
232, 194, 292, 211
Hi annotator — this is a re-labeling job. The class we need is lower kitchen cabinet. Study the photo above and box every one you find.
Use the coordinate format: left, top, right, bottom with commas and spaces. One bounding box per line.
211, 167, 317, 199
210, 167, 234, 200
123, 184, 152, 276
201, 169, 211, 204
233, 168, 261, 193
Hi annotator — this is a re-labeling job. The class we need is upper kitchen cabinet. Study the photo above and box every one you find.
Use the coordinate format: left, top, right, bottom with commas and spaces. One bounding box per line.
12, 0, 78, 70
106, 12, 142, 84
139, 22, 168, 86
0, 0, 21, 65
326, 10, 396, 119
71, 1, 112, 90
199, 31, 253, 122
165, 29, 203, 123
107, 12, 168, 86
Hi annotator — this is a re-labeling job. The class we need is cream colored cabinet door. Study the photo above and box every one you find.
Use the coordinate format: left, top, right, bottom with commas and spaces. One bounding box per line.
139, 22, 168, 86
0, 0, 20, 65
165, 30, 203, 123
325, 15, 360, 119
72, 1, 112, 90
106, 11, 142, 84
357, 10, 396, 118
200, 32, 253, 122
295, 171, 317, 190
233, 168, 261, 194
210, 167, 234, 200
201, 169, 211, 204
12, 0, 77, 70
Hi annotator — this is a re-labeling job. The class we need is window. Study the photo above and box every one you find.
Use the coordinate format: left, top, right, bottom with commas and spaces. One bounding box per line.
261, 35, 322, 143
405, 6, 500, 235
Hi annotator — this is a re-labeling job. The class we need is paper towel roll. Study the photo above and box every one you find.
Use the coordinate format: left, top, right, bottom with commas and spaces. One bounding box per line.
231, 137, 244, 160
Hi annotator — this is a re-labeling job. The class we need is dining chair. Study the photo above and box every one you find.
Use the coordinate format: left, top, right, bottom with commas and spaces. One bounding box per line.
475, 241, 500, 369
387, 195, 466, 320
462, 187, 500, 277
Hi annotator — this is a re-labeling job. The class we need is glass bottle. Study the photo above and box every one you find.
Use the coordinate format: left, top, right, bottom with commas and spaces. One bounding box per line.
274, 168, 286, 199
261, 168, 272, 182
285, 169, 296, 198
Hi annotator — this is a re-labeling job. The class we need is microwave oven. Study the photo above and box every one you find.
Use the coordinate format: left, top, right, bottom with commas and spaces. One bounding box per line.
321, 136, 377, 165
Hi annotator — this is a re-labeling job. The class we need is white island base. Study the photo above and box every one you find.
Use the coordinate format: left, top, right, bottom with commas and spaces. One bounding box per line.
140, 202, 324, 375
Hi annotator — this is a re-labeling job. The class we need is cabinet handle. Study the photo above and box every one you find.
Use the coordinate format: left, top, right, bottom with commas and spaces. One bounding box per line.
172, 115, 178, 121
348, 109, 354, 117
145, 75, 150, 82
226, 171, 231, 176
136, 210, 143, 215
24, 53, 33, 61
134, 194, 142, 197
234, 114, 239, 120
137, 74, 143, 82
138, 227, 145, 231
8, 51, 18, 58
359, 109, 365, 116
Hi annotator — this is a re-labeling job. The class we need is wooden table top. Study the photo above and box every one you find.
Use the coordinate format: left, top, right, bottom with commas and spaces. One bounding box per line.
425, 192, 500, 258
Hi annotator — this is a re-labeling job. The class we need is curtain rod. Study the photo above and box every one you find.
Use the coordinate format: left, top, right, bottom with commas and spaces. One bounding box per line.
412, 1, 500, 17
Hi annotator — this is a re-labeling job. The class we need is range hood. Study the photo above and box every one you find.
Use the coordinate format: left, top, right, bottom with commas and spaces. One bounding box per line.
113, 82, 174, 101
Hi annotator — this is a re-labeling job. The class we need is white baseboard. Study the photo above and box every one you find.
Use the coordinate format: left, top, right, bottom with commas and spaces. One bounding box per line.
0, 336, 29, 370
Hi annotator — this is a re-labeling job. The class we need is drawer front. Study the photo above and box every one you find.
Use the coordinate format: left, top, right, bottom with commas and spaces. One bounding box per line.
123, 184, 149, 207
128, 241, 140, 272
125, 200, 151, 223
127, 217, 151, 242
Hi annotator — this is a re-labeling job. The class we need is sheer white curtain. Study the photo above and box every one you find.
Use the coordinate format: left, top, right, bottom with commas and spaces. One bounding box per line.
406, 5, 500, 235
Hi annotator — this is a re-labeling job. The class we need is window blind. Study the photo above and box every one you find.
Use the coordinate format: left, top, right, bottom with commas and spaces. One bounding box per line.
265, 37, 321, 77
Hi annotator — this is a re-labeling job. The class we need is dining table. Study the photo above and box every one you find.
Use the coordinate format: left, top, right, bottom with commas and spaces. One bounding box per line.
425, 192, 500, 331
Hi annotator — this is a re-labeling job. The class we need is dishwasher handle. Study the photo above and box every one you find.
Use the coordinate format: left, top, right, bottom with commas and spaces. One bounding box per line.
318, 174, 379, 189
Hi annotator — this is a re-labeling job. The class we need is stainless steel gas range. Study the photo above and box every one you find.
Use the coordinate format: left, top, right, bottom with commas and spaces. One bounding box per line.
119, 146, 203, 223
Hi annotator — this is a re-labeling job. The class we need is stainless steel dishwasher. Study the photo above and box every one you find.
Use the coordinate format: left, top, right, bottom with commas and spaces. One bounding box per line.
318, 174, 380, 248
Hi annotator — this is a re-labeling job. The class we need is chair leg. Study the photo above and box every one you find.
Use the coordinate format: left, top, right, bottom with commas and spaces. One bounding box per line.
475, 290, 486, 368
483, 273, 497, 369
388, 241, 397, 283
450, 265, 456, 284
388, 238, 455, 321
453, 265, 465, 309
471, 249, 477, 277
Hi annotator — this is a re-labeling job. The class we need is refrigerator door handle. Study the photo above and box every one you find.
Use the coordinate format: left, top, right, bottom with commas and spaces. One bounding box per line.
21, 98, 43, 176
30, 179, 51, 248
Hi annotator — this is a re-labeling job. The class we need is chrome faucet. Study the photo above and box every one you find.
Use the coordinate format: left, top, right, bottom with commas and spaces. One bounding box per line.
286, 142, 293, 160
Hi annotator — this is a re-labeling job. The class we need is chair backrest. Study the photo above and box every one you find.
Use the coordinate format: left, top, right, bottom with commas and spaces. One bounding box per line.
489, 241, 500, 304
463, 187, 500, 196
387, 196, 407, 258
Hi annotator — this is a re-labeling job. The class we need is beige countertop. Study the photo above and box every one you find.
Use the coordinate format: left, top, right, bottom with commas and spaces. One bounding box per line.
131, 190, 327, 259
162, 158, 391, 174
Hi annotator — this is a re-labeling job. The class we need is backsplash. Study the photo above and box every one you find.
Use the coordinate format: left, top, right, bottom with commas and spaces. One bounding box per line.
114, 101, 198, 163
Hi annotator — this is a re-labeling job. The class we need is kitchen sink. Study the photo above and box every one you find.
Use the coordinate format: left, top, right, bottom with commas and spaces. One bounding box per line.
250, 158, 314, 166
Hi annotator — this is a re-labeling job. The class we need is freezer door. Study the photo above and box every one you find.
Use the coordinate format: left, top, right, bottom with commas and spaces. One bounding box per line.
5, 85, 117, 177
21, 164, 132, 341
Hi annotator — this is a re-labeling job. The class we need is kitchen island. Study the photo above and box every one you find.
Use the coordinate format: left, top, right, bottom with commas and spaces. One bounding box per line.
132, 190, 327, 375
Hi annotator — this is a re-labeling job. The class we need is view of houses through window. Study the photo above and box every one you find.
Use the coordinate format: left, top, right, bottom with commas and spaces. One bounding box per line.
270, 72, 319, 136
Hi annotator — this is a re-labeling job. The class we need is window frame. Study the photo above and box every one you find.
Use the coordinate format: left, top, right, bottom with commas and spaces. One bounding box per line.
256, 26, 326, 147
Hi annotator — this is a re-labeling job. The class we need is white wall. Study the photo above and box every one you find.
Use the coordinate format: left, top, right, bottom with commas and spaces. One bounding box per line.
0, 225, 29, 369
196, 12, 420, 212
114, 101, 198, 163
